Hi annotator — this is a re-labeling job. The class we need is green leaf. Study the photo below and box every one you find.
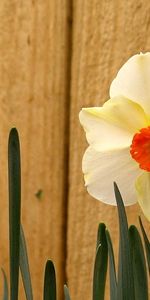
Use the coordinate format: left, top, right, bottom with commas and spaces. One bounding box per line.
1, 268, 9, 300
64, 285, 71, 300
20, 225, 33, 300
93, 223, 108, 300
105, 230, 117, 300
8, 128, 21, 300
43, 260, 56, 300
96, 223, 106, 249
114, 182, 134, 300
139, 216, 150, 274
129, 225, 148, 300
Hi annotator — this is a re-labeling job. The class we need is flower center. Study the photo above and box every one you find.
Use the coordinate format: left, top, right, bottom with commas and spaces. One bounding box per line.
130, 126, 150, 171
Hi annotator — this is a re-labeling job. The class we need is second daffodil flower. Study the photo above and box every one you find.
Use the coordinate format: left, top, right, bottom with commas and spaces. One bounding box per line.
79, 52, 150, 220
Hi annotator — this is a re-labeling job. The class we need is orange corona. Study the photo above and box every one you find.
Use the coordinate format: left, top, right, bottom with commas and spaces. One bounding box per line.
130, 126, 150, 171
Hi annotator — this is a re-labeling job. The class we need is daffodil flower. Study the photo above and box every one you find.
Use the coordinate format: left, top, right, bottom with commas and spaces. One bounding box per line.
79, 52, 150, 220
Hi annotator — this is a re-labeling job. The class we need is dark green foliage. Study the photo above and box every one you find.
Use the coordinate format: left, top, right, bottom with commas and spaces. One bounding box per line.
129, 225, 148, 300
8, 128, 21, 300
94, 184, 150, 300
114, 182, 135, 300
43, 260, 56, 300
93, 223, 108, 300
2, 129, 150, 299
105, 230, 117, 300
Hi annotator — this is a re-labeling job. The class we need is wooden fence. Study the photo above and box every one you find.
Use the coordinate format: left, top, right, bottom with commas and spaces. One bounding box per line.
0, 1, 150, 299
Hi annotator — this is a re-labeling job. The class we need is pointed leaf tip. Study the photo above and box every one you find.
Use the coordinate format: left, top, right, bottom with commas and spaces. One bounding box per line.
93, 223, 108, 300
8, 127, 21, 300
129, 225, 148, 300
43, 260, 56, 300
114, 183, 135, 300
64, 285, 71, 300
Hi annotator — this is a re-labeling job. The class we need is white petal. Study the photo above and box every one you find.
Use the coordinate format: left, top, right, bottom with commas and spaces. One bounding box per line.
135, 172, 150, 221
79, 96, 149, 151
110, 52, 150, 114
83, 146, 142, 205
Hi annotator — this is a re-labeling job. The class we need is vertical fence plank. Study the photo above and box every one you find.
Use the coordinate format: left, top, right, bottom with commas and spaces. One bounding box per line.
0, 1, 71, 299
67, 1, 150, 299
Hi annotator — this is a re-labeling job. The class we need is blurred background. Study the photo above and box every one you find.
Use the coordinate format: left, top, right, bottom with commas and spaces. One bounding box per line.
0, 0, 150, 299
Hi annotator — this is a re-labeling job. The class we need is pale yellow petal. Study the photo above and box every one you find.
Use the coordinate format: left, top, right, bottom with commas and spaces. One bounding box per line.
135, 172, 150, 221
83, 146, 141, 205
79, 96, 149, 151
110, 52, 150, 114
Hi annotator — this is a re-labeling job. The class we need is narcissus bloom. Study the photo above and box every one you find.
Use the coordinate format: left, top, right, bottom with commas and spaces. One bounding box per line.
79, 53, 150, 220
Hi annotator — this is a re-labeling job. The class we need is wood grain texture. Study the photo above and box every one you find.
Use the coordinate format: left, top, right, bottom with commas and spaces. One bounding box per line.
0, 1, 71, 299
67, 1, 150, 299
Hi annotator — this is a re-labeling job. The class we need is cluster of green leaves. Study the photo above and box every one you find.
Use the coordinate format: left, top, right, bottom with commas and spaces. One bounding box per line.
93, 183, 150, 300
5, 128, 71, 300
2, 128, 150, 299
